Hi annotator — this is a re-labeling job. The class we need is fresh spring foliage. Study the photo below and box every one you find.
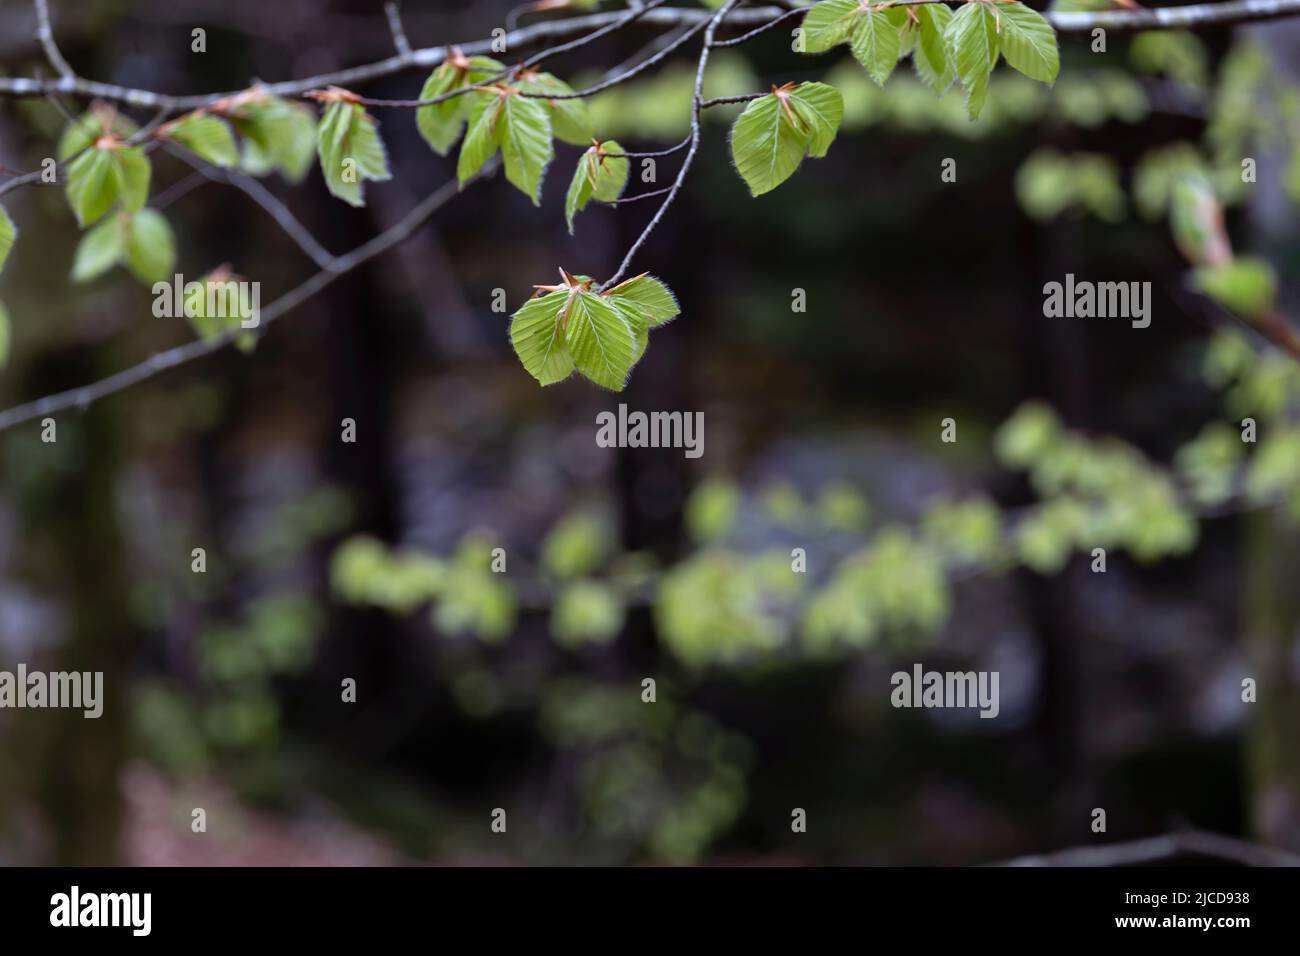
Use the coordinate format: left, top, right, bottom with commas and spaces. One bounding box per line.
455, 85, 555, 203
509, 271, 680, 390
314, 93, 393, 207
0, 204, 13, 274
566, 140, 629, 233
65, 140, 151, 227
72, 208, 176, 285
799, 0, 1059, 119
416, 52, 508, 155
161, 113, 239, 168
224, 92, 318, 182
181, 269, 258, 353
729, 82, 844, 196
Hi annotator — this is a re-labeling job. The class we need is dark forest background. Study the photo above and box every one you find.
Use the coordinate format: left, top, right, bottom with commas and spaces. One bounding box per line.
1, 0, 1298, 865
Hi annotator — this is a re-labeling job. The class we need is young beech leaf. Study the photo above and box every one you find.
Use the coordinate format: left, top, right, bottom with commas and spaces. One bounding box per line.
231, 94, 318, 182
730, 94, 807, 197
458, 88, 555, 204
163, 114, 239, 167
316, 98, 392, 207
603, 274, 680, 327
1191, 258, 1277, 322
0, 205, 14, 274
124, 209, 176, 285
57, 107, 138, 161
112, 147, 152, 213
786, 82, 844, 158
501, 94, 555, 206
565, 141, 629, 234
510, 272, 676, 390
185, 270, 258, 353
416, 53, 505, 156
511, 288, 576, 385
913, 5, 956, 92
71, 214, 128, 282
564, 290, 638, 391
71, 209, 175, 284
458, 92, 506, 185
849, 9, 903, 86
946, 1, 1001, 119
995, 2, 1060, 85
729, 84, 843, 196
800, 0, 859, 54
516, 69, 594, 146
65, 145, 151, 227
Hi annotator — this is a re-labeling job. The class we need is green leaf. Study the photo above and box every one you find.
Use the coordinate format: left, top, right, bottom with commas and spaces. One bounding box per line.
457, 92, 505, 186
112, 147, 152, 213
57, 108, 138, 161
65, 148, 117, 227
416, 56, 505, 156
565, 163, 596, 235
729, 92, 809, 197
234, 95, 318, 182
913, 4, 955, 91
800, 0, 859, 54
551, 580, 624, 647
946, 1, 1001, 119
0, 205, 14, 274
604, 274, 679, 326
71, 214, 128, 283
124, 209, 176, 284
184, 272, 258, 352
995, 1, 1059, 85
786, 82, 843, 158
501, 93, 555, 205
848, 9, 902, 86
317, 100, 392, 207
685, 478, 740, 542
564, 290, 638, 391
517, 70, 593, 146
564, 141, 629, 233
510, 288, 575, 385
1191, 258, 1277, 321
541, 512, 609, 579
165, 114, 239, 167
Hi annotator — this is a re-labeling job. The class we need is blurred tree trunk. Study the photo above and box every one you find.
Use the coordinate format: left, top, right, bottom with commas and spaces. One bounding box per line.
1241, 512, 1300, 849
1240, 20, 1300, 852
35, 403, 131, 864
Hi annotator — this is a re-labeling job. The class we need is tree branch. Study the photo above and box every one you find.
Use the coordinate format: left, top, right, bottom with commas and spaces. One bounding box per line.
601, 0, 741, 291
0, 161, 498, 432
993, 829, 1300, 867
382, 2, 412, 59
33, 0, 74, 80
7, 1, 1300, 110
160, 144, 338, 272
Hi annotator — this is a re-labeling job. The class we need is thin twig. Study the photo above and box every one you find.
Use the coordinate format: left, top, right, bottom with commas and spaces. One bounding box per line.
601, 0, 742, 290
357, 0, 675, 109
160, 144, 338, 271
7, 1, 1297, 110
0, 161, 499, 432
383, 2, 413, 58
713, 6, 805, 47
604, 135, 692, 159
33, 0, 74, 79
607, 185, 674, 205
516, 14, 711, 102
994, 829, 1300, 867
702, 92, 763, 108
